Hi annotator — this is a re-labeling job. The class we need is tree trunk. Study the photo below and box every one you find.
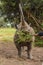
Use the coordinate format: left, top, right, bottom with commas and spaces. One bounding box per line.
19, 3, 24, 22
18, 1, 30, 31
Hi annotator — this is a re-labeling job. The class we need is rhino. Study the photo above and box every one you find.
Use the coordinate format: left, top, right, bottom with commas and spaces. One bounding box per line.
14, 21, 35, 59
14, 2, 35, 59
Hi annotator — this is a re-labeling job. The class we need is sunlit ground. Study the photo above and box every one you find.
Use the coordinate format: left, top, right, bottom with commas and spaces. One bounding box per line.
0, 28, 16, 42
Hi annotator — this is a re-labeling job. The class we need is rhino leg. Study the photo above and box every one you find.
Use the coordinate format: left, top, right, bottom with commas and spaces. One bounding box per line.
15, 44, 21, 57
27, 43, 32, 59
18, 46, 21, 57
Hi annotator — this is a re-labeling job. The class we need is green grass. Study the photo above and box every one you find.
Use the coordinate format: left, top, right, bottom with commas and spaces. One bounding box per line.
0, 28, 16, 42
0, 28, 43, 47
35, 37, 43, 47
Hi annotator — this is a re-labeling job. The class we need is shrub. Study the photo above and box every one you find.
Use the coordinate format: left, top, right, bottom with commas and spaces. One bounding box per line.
35, 37, 43, 47
15, 30, 32, 44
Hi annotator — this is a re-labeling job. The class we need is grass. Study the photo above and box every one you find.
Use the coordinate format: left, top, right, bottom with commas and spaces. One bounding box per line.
35, 37, 43, 47
0, 28, 43, 47
0, 28, 16, 42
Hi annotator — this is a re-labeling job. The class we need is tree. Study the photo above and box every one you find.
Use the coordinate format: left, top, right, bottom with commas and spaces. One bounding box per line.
0, 0, 43, 31
22, 0, 43, 31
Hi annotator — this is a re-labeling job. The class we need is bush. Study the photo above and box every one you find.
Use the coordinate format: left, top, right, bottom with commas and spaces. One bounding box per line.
15, 30, 32, 44
35, 37, 43, 47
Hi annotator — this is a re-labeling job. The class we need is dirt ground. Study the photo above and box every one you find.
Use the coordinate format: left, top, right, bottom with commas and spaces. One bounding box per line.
0, 41, 43, 65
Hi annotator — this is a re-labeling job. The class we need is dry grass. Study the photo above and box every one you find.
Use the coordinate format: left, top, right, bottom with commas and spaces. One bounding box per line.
0, 28, 16, 42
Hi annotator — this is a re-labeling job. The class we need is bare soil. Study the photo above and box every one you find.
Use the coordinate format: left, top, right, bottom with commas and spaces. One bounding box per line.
0, 41, 43, 65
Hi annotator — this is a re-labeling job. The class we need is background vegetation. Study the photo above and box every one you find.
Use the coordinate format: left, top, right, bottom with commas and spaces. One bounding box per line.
0, 28, 43, 47
0, 0, 43, 30
0, 0, 43, 47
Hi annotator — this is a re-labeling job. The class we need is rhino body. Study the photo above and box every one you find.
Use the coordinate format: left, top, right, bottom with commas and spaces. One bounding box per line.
14, 20, 35, 59
14, 2, 35, 59
14, 30, 32, 59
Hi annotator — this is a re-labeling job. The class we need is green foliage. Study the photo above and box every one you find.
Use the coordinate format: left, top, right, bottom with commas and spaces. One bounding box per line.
0, 0, 20, 22
0, 17, 5, 27
35, 37, 43, 47
0, 0, 43, 22
15, 30, 32, 44
0, 0, 43, 29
